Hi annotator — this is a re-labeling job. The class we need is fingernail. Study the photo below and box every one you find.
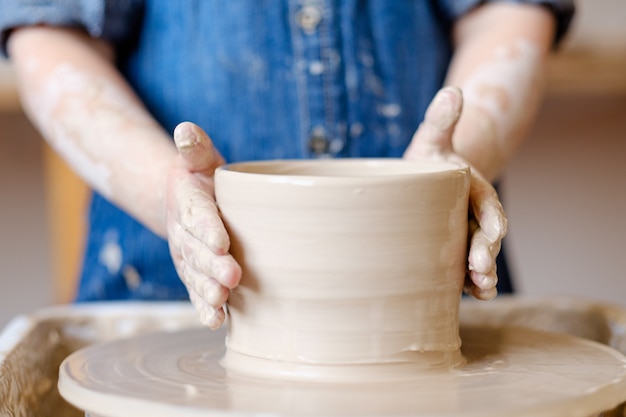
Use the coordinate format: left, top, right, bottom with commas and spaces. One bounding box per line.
174, 123, 197, 151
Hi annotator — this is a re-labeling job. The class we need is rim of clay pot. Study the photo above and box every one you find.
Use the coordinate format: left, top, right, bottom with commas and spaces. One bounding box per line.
216, 158, 468, 184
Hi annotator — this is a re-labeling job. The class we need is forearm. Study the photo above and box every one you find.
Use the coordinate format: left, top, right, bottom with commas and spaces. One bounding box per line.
8, 26, 176, 237
446, 2, 556, 181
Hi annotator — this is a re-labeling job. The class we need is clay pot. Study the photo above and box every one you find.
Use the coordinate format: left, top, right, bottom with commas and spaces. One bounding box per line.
214, 158, 470, 381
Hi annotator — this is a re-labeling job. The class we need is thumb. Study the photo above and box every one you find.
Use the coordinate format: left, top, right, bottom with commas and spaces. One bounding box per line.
404, 86, 463, 160
173, 121, 225, 174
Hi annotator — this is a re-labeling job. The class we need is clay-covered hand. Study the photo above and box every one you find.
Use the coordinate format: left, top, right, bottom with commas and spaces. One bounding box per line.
166, 122, 242, 329
404, 86, 507, 300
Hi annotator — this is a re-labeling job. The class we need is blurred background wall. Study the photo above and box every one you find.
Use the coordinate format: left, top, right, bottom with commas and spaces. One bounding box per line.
1, 1, 625, 328
503, 0, 626, 301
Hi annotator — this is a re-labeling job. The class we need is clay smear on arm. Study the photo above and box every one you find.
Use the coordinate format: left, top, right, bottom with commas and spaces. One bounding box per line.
8, 26, 176, 237
446, 2, 556, 182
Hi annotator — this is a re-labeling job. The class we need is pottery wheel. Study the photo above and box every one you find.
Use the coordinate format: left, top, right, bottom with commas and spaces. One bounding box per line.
58, 324, 626, 417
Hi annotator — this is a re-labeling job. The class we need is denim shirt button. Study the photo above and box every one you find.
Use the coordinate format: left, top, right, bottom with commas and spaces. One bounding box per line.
308, 128, 330, 155
296, 5, 322, 33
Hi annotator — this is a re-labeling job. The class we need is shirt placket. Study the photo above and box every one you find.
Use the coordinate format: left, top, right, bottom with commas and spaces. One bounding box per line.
289, 0, 346, 158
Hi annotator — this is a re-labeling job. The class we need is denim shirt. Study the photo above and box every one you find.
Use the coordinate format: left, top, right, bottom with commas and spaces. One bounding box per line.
1, 0, 574, 301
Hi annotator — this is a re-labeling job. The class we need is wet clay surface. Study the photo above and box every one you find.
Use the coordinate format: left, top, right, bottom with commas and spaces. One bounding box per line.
216, 159, 471, 374
58, 323, 626, 417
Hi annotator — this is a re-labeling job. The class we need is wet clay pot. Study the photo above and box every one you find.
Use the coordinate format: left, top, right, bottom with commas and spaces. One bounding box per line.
214, 158, 470, 381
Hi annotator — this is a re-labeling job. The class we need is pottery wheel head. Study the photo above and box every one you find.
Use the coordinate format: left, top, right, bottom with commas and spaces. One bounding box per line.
58, 324, 626, 417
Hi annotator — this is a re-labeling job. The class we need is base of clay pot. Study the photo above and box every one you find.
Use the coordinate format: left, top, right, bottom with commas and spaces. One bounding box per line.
220, 347, 466, 382
59, 323, 626, 417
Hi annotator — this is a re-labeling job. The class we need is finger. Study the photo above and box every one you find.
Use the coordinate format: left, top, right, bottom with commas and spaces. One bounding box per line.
178, 261, 230, 308
464, 279, 498, 301
466, 231, 498, 297
465, 168, 506, 298
468, 263, 498, 292
468, 227, 500, 277
175, 179, 231, 255
464, 267, 498, 300
169, 219, 240, 290
404, 86, 463, 160
173, 121, 225, 175
187, 287, 225, 330
178, 230, 242, 289
170, 229, 236, 327
469, 170, 508, 243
